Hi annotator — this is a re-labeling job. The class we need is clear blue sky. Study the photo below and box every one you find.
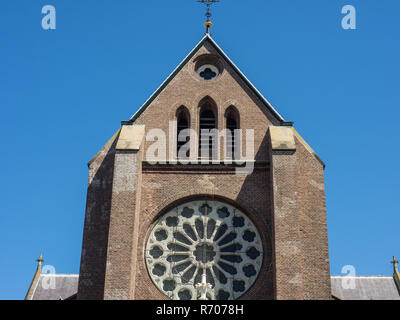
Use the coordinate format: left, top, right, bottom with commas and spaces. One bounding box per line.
0, 0, 399, 300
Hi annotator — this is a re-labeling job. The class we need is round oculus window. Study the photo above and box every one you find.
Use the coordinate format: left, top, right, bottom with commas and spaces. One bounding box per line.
197, 64, 219, 80
145, 200, 263, 300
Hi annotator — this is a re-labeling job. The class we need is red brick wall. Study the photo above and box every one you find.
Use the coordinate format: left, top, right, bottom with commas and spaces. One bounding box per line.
77, 135, 118, 300
103, 149, 144, 300
133, 41, 279, 161
269, 149, 304, 300
132, 165, 274, 300
295, 137, 331, 300
77, 39, 331, 300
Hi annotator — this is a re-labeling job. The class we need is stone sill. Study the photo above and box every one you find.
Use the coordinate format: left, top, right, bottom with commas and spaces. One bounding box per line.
142, 160, 269, 174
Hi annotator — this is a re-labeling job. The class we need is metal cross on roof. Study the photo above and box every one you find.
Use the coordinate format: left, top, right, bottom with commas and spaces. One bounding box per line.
36, 253, 44, 265
198, 0, 219, 34
391, 256, 399, 269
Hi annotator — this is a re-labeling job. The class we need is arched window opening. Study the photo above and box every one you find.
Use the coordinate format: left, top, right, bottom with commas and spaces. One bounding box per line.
199, 100, 217, 160
225, 107, 240, 160
176, 107, 190, 159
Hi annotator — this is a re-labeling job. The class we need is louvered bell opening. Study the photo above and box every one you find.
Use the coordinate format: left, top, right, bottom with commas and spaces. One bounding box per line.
199, 109, 217, 160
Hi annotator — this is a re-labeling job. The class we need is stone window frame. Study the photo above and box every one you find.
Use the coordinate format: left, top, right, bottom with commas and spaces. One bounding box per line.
198, 96, 219, 161
176, 106, 191, 159
224, 106, 241, 160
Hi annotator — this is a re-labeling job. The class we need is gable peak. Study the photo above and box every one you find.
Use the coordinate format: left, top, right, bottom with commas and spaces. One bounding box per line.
124, 34, 288, 125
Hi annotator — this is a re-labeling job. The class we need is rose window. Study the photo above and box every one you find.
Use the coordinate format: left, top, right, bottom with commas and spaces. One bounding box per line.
145, 200, 263, 300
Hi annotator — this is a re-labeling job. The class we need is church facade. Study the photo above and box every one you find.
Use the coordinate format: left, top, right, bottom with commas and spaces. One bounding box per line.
24, 31, 400, 301
23, 9, 400, 297
74, 33, 331, 300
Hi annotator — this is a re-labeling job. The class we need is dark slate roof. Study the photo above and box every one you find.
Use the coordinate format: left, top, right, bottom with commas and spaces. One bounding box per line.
331, 276, 400, 300
29, 274, 400, 300
30, 274, 79, 300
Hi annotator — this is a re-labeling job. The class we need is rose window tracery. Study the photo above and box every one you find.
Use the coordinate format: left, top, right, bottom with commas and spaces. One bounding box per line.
145, 200, 263, 300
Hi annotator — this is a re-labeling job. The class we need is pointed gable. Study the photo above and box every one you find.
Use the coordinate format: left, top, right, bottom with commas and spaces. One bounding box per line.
124, 34, 287, 125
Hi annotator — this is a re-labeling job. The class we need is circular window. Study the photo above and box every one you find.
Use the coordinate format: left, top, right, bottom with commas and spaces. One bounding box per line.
145, 200, 263, 300
197, 64, 219, 80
